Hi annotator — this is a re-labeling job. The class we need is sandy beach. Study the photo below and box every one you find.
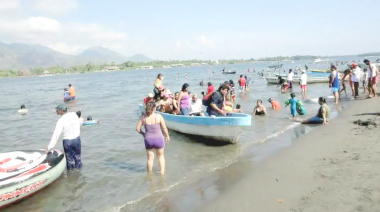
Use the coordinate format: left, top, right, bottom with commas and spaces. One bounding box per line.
155, 96, 380, 212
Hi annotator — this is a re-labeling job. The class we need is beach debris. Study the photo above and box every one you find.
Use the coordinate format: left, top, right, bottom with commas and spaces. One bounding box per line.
277, 198, 284, 203
353, 119, 377, 127
343, 150, 347, 153
275, 178, 279, 182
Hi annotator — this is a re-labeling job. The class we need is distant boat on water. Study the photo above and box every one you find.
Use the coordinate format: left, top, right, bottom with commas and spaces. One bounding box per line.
268, 64, 283, 69
222, 71, 236, 74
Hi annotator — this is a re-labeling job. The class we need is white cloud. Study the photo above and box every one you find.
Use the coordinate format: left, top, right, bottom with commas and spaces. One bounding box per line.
0, 0, 20, 10
34, 0, 78, 16
28, 16, 62, 33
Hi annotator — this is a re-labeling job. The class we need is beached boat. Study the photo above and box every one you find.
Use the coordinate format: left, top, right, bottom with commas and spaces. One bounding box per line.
222, 71, 236, 74
0, 149, 66, 209
311, 69, 330, 73
265, 76, 329, 84
138, 105, 251, 143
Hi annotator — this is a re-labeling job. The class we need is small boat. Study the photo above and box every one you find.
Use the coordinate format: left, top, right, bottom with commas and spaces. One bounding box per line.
265, 76, 329, 84
0, 149, 66, 209
268, 64, 283, 69
311, 69, 330, 73
139, 105, 251, 143
222, 71, 236, 74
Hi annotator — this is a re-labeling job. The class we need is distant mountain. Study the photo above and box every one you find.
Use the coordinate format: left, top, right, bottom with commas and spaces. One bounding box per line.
126, 54, 152, 62
0, 42, 76, 69
78, 46, 127, 64
0, 43, 152, 70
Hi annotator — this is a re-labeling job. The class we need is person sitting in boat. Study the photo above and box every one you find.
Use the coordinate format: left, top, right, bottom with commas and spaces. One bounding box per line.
189, 94, 204, 116
206, 84, 229, 116
253, 100, 267, 116
171, 92, 180, 115
82, 116, 100, 126
158, 93, 173, 113
268, 98, 281, 110
18, 104, 28, 114
153, 73, 164, 100
298, 97, 330, 125
68, 84, 76, 100
178, 83, 191, 115
143, 93, 155, 106
63, 88, 70, 102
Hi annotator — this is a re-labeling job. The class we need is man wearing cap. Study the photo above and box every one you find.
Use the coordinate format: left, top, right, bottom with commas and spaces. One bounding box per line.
68, 84, 76, 100
47, 104, 82, 170
364, 59, 378, 98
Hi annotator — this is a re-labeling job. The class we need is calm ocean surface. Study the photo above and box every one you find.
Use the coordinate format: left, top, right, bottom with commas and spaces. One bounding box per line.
0, 58, 364, 211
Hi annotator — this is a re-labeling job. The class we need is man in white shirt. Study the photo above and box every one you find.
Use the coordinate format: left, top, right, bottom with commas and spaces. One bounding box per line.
351, 63, 361, 98
47, 104, 82, 170
300, 70, 308, 99
189, 94, 204, 116
364, 59, 378, 98
287, 69, 294, 89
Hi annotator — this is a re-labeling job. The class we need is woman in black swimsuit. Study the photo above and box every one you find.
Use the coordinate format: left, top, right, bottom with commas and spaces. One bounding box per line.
253, 99, 267, 115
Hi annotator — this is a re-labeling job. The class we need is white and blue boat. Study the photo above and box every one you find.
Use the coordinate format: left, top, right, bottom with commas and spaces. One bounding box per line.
139, 105, 251, 143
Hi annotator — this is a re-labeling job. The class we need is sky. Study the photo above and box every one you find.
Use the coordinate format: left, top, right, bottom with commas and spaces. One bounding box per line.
0, 0, 379, 60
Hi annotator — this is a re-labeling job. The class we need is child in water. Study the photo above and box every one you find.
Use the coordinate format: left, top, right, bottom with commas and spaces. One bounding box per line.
268, 98, 281, 110
285, 93, 298, 119
285, 93, 306, 119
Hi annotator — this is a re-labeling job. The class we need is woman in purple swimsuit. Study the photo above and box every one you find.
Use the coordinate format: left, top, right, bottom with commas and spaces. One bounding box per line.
178, 83, 190, 115
136, 102, 170, 174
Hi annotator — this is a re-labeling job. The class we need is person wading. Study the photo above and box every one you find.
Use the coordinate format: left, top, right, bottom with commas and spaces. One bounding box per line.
46, 104, 82, 170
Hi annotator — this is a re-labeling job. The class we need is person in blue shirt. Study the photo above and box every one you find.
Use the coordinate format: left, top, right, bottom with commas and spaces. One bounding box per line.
63, 88, 70, 102
285, 93, 298, 118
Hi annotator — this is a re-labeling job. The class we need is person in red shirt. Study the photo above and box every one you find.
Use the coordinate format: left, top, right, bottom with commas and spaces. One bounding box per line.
268, 98, 281, 110
238, 75, 246, 92
207, 82, 214, 95
143, 93, 155, 106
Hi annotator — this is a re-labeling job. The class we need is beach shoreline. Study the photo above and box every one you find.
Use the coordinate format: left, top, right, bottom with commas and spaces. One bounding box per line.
152, 96, 380, 212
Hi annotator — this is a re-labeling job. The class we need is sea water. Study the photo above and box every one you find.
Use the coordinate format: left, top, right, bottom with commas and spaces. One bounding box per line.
0, 58, 360, 211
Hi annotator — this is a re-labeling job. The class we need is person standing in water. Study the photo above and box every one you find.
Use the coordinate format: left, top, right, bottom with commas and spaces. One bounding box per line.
329, 64, 340, 104
287, 69, 294, 89
136, 102, 170, 175
364, 59, 378, 98
68, 84, 76, 100
238, 75, 246, 92
47, 104, 82, 170
300, 70, 307, 99
351, 63, 361, 98
286, 93, 298, 119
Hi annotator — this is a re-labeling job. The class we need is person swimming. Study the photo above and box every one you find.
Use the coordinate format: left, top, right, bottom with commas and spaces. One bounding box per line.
18, 104, 28, 115
268, 98, 281, 109
63, 88, 70, 102
253, 100, 267, 115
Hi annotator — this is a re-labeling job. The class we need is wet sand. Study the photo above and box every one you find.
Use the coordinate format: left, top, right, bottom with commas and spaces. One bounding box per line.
158, 96, 380, 212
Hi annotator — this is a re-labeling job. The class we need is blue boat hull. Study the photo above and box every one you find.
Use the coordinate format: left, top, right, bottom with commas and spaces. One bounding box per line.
139, 105, 251, 143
